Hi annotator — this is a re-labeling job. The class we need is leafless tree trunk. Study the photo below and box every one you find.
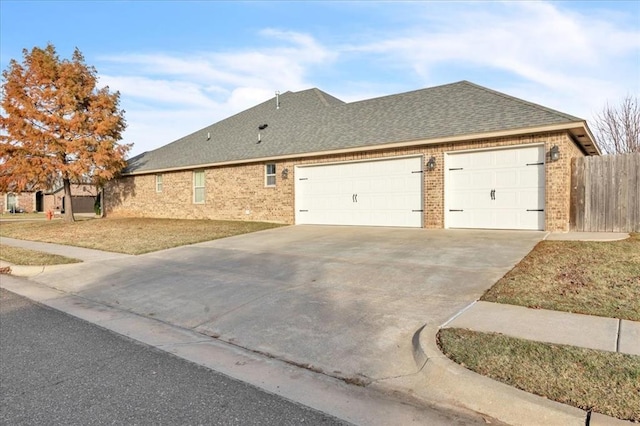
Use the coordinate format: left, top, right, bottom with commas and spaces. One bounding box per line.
594, 96, 640, 154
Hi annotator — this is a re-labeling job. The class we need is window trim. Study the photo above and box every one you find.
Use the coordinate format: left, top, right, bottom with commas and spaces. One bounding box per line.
193, 170, 205, 204
155, 174, 163, 193
265, 163, 276, 187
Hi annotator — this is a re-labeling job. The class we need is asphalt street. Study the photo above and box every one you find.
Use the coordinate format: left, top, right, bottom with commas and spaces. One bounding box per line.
0, 289, 347, 425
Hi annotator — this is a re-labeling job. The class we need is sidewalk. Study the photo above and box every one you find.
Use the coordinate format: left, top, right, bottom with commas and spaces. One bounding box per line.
1, 233, 636, 425
0, 237, 132, 263
443, 300, 640, 356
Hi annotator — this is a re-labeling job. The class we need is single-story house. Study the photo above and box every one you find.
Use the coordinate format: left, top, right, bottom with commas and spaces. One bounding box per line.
105, 81, 600, 231
1, 184, 98, 214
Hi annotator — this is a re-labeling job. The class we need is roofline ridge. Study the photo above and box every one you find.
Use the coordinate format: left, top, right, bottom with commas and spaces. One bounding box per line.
310, 87, 345, 106
341, 80, 472, 106
462, 81, 584, 121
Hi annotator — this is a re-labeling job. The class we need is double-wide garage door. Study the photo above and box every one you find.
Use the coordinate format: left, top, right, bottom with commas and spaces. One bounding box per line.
295, 157, 423, 227
446, 145, 545, 230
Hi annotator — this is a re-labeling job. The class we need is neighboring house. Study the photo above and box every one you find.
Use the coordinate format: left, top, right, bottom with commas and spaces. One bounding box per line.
1, 184, 98, 214
105, 81, 600, 231
1, 191, 38, 213
43, 184, 98, 214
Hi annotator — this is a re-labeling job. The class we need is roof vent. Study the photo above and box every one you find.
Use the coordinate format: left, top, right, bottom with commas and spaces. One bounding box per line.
276, 91, 280, 110
206, 132, 211, 141
258, 124, 268, 144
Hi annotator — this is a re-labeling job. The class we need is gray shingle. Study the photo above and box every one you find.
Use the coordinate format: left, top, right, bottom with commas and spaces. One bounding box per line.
126, 81, 584, 174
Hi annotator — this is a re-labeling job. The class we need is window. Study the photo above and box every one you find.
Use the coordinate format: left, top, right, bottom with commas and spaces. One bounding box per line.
193, 171, 205, 203
155, 174, 163, 192
6, 193, 17, 212
265, 163, 276, 187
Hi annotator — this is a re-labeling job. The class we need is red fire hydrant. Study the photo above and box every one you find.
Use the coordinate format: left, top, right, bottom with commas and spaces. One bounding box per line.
46, 210, 53, 220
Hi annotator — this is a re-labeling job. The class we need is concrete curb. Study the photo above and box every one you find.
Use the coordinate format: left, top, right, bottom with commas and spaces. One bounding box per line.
0, 277, 494, 425
397, 326, 636, 426
543, 232, 630, 242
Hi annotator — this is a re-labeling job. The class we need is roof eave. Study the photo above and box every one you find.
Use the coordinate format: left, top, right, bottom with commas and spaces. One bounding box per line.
122, 122, 597, 176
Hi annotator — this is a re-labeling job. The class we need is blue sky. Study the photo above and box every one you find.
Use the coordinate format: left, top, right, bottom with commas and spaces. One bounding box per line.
2, 1, 639, 157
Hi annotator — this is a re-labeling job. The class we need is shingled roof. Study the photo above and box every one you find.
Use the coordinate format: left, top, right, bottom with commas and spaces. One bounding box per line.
125, 81, 598, 174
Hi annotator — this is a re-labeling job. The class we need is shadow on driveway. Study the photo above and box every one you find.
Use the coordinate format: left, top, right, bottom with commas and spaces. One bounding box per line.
30, 226, 543, 383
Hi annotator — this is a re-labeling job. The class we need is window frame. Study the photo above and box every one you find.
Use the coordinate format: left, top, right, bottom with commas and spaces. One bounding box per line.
6, 193, 17, 212
193, 170, 205, 204
155, 174, 163, 193
265, 163, 276, 187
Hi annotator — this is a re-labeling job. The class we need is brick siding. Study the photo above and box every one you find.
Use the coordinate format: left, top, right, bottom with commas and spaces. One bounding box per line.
1, 192, 36, 213
105, 131, 584, 231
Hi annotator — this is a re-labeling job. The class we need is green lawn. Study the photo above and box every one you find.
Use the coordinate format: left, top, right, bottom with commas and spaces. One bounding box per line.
438, 328, 640, 421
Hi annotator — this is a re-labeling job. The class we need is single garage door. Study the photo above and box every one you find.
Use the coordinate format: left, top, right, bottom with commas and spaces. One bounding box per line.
295, 156, 423, 227
63, 196, 96, 214
446, 145, 545, 230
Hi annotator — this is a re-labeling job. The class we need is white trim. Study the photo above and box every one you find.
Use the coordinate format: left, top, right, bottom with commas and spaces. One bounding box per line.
193, 170, 205, 204
294, 155, 424, 228
265, 163, 276, 187
444, 142, 546, 155
444, 144, 546, 230
155, 174, 163, 193
294, 154, 424, 170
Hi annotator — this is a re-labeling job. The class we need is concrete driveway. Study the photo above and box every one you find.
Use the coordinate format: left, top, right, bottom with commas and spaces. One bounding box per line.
30, 225, 543, 384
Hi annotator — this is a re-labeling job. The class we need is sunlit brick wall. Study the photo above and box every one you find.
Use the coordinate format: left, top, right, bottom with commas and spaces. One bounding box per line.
105, 131, 586, 231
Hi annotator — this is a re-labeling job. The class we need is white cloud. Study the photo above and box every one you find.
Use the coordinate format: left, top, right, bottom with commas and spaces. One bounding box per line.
99, 29, 335, 156
99, 75, 219, 109
97, 2, 638, 157
344, 1, 639, 119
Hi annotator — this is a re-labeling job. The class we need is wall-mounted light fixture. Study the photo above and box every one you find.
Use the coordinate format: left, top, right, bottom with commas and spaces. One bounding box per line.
550, 145, 560, 162
426, 156, 436, 171
281, 168, 289, 179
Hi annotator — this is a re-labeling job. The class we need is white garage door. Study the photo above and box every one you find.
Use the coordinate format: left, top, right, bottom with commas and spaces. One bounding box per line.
295, 157, 423, 227
446, 145, 545, 230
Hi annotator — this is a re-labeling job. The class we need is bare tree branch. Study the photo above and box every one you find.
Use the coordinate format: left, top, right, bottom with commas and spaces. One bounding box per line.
594, 95, 640, 154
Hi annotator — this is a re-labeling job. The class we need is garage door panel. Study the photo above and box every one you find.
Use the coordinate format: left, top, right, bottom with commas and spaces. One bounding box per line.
493, 190, 519, 208
446, 146, 545, 230
494, 149, 519, 166
494, 170, 518, 188
296, 157, 423, 228
519, 189, 544, 209
519, 166, 544, 187
449, 172, 472, 187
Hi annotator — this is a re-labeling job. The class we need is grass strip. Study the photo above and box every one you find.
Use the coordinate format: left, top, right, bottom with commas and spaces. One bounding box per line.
0, 245, 81, 265
0, 217, 285, 255
0, 213, 48, 221
437, 328, 640, 421
482, 233, 640, 321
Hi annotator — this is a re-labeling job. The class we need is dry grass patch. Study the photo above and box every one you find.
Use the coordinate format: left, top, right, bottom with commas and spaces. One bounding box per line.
0, 213, 48, 221
0, 218, 285, 255
482, 234, 640, 321
0, 245, 81, 265
438, 328, 640, 421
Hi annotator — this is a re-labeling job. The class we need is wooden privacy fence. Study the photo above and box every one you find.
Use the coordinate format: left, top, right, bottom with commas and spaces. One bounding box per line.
570, 153, 640, 232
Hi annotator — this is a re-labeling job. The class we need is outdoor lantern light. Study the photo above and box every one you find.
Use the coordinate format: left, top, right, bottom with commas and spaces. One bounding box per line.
281, 168, 289, 179
550, 145, 560, 162
426, 156, 436, 171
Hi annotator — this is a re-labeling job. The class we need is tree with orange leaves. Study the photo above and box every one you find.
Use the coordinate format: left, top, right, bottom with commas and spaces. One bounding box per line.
1, 44, 130, 221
